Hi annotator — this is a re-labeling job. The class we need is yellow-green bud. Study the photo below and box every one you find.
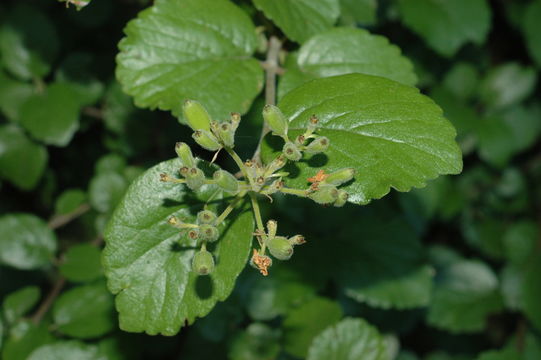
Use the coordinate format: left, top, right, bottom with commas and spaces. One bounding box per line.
263, 104, 288, 137
175, 142, 195, 168
288, 235, 306, 245
323, 168, 355, 186
199, 224, 219, 242
333, 190, 349, 207
266, 219, 278, 239
308, 184, 338, 205
265, 155, 287, 175
192, 249, 215, 275
193, 130, 222, 151
213, 170, 239, 194
267, 236, 294, 260
197, 210, 217, 225
185, 167, 205, 191
283, 142, 302, 161
183, 100, 211, 132
305, 136, 329, 154
216, 122, 235, 148
230, 112, 241, 131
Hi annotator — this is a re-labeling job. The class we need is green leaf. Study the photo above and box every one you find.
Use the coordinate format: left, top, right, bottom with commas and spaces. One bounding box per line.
252, 0, 340, 43
0, 317, 3, 350
306, 318, 388, 360
88, 172, 128, 213
523, 1, 541, 67
283, 297, 343, 358
0, 124, 48, 191
116, 0, 263, 121
336, 216, 433, 309
0, 71, 35, 122
502, 221, 538, 265
476, 347, 521, 360
102, 158, 255, 335
398, 0, 491, 57
339, 0, 377, 26
279, 27, 417, 97
59, 244, 103, 283
53, 281, 115, 339
228, 323, 281, 360
28, 341, 100, 360
522, 257, 541, 332
267, 73, 462, 205
54, 189, 86, 215
2, 286, 41, 324
19, 83, 82, 147
0, 213, 57, 270
442, 63, 479, 101
427, 260, 503, 333
500, 265, 524, 311
95, 153, 127, 175
0, 4, 59, 80
478, 63, 537, 110
1, 321, 54, 360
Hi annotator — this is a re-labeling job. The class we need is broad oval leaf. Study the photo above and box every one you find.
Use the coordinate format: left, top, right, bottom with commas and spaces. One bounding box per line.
28, 341, 100, 360
252, 0, 340, 44
266, 73, 462, 205
116, 0, 263, 121
102, 158, 254, 335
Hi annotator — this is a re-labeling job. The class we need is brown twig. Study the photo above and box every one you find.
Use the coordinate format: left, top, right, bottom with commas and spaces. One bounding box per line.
31, 277, 66, 324
47, 203, 91, 230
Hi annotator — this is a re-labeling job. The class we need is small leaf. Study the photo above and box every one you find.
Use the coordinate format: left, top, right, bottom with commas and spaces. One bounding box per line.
0, 213, 57, 270
1, 321, 54, 360
0, 71, 35, 122
116, 0, 263, 121
28, 341, 100, 360
306, 318, 388, 360
229, 323, 281, 360
398, 0, 491, 57
523, 1, 541, 67
0, 125, 48, 191
500, 265, 524, 311
88, 172, 128, 213
339, 0, 377, 26
102, 158, 255, 335
54, 189, 86, 215
252, 0, 340, 43
502, 221, 538, 265
59, 244, 103, 283
53, 281, 115, 339
427, 260, 503, 333
476, 347, 521, 360
267, 73, 462, 205
442, 63, 480, 101
283, 297, 343, 358
2, 286, 41, 324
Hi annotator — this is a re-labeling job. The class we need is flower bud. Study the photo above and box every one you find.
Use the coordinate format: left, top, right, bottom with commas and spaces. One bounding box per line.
267, 236, 294, 260
265, 155, 287, 175
288, 234, 306, 245
192, 249, 215, 275
308, 184, 338, 205
175, 142, 195, 168
197, 210, 217, 225
199, 224, 219, 242
188, 229, 199, 240
230, 112, 241, 131
333, 189, 349, 207
193, 130, 222, 151
263, 104, 288, 137
283, 142, 302, 161
304, 136, 329, 154
216, 122, 235, 148
185, 167, 205, 191
183, 100, 211, 132
266, 219, 278, 239
323, 168, 355, 186
213, 170, 239, 194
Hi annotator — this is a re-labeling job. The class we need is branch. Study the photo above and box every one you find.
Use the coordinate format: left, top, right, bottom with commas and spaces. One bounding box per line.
48, 203, 91, 230
31, 277, 65, 324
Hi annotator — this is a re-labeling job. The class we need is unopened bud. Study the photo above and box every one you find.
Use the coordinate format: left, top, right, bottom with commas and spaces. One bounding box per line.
185, 167, 205, 191
267, 236, 294, 260
216, 122, 235, 148
192, 249, 215, 275
213, 170, 239, 194
230, 112, 241, 131
333, 189, 349, 207
197, 210, 217, 225
183, 100, 211, 132
175, 142, 195, 168
283, 142, 302, 161
308, 184, 338, 205
304, 136, 329, 154
266, 220, 278, 239
323, 168, 355, 186
199, 224, 219, 242
266, 155, 287, 175
288, 235, 306, 245
188, 229, 199, 240
263, 104, 288, 137
193, 130, 222, 151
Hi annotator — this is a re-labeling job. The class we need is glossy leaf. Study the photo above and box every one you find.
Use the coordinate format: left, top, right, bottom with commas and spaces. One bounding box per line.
2, 286, 41, 324
1, 321, 54, 360
102, 158, 255, 335
88, 172, 128, 213
306, 318, 388, 360
116, 0, 263, 121
54, 189, 86, 215
252, 0, 340, 43
28, 341, 100, 360
59, 244, 103, 283
0, 213, 57, 270
267, 74, 462, 205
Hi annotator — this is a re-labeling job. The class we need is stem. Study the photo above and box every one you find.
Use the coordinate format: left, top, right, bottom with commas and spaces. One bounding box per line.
250, 193, 267, 253
48, 203, 91, 230
279, 187, 308, 197
31, 277, 66, 324
214, 192, 246, 225
226, 147, 256, 190
253, 36, 282, 163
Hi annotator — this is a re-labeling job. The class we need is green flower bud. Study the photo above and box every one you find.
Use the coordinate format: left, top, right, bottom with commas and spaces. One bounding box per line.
263, 104, 288, 137
192, 249, 215, 275
230, 112, 241, 131
216, 122, 235, 148
175, 142, 195, 168
283, 142, 302, 161
199, 224, 219, 242
288, 234, 306, 245
266, 219, 278, 239
323, 168, 355, 186
193, 130, 222, 151
213, 170, 239, 194
265, 155, 287, 175
333, 189, 349, 207
305, 136, 329, 154
188, 228, 199, 240
267, 236, 294, 260
197, 210, 217, 225
183, 100, 211, 132
308, 184, 339, 205
185, 167, 205, 191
